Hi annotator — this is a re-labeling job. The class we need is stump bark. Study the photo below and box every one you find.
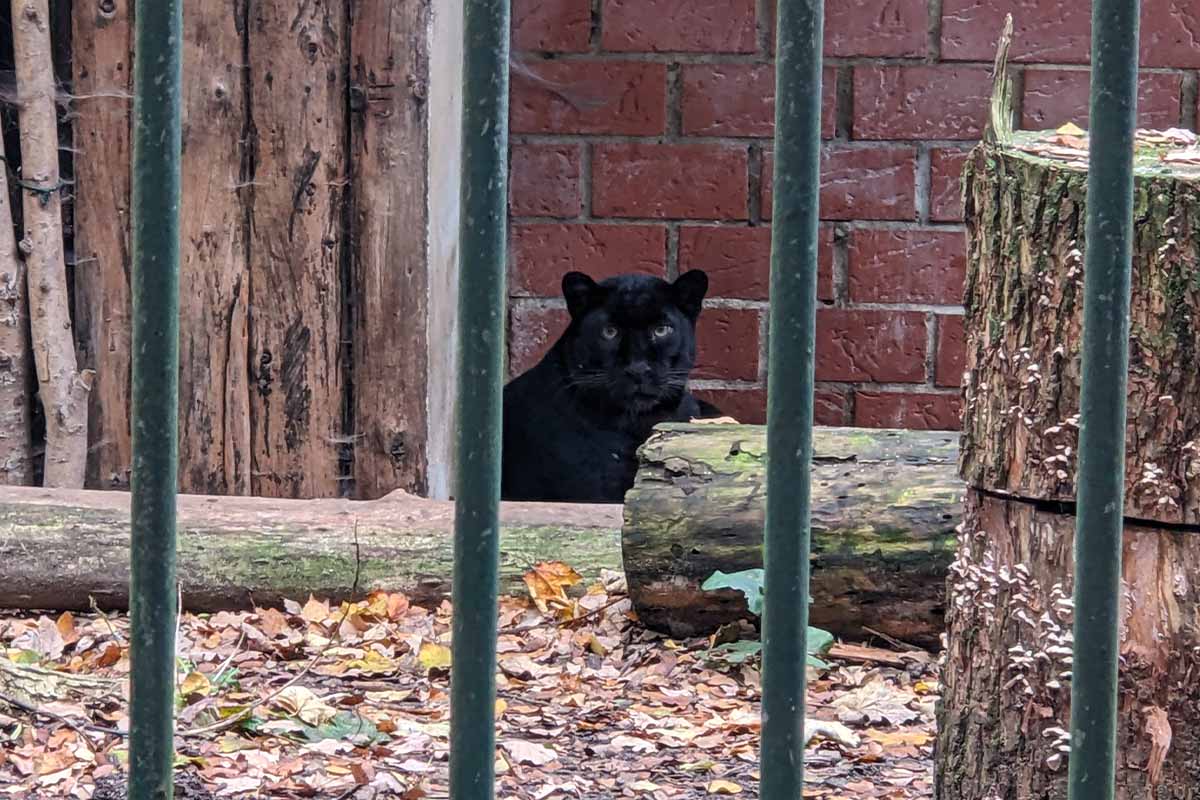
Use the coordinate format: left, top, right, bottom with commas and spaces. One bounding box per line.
622, 424, 963, 648
936, 134, 1200, 799
936, 492, 1200, 798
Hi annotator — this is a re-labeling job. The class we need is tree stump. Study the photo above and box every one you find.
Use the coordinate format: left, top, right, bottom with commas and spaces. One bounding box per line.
935, 132, 1200, 798
622, 424, 963, 647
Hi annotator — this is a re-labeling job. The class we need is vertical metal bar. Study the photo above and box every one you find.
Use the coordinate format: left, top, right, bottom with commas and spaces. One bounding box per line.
1068, 1, 1139, 797
760, 0, 823, 797
128, 0, 183, 798
449, 0, 510, 798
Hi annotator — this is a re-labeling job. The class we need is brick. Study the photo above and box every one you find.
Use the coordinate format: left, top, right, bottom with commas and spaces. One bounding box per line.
815, 309, 927, 383
941, 0, 1200, 68
695, 308, 760, 381
940, 1, 1089, 63
602, 0, 756, 53
509, 143, 582, 218
853, 65, 991, 140
1140, 0, 1200, 68
690, 387, 848, 426
847, 228, 966, 305
854, 391, 961, 431
691, 388, 766, 424
680, 65, 836, 139
677, 224, 834, 301
593, 143, 749, 220
510, 60, 666, 135
512, 0, 592, 52
929, 148, 971, 223
508, 304, 569, 377
1022, 70, 1183, 130
766, 0, 927, 57
936, 314, 965, 388
763, 145, 918, 221
510, 224, 667, 296
825, 0, 928, 57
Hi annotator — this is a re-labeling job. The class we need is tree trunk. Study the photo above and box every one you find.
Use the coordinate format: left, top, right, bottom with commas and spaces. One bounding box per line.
348, 0, 431, 499
0, 486, 623, 611
958, 139, 1200, 524
939, 132, 1200, 798
935, 491, 1200, 799
622, 424, 963, 648
13, 0, 91, 487
0, 124, 30, 485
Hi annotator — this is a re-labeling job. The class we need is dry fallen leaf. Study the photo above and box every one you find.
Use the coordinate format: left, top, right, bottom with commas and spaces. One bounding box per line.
503, 739, 557, 766
707, 778, 744, 794
418, 641, 452, 672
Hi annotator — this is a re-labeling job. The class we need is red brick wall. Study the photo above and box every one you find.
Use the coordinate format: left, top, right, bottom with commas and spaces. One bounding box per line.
505, 0, 1198, 429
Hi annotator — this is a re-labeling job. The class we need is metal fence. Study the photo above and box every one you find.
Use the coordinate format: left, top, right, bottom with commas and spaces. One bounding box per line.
122, 0, 1137, 797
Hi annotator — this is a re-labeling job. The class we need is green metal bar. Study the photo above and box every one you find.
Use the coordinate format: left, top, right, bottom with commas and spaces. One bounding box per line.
760, 0, 823, 797
1068, 1, 1140, 797
449, 1, 510, 798
128, 0, 183, 798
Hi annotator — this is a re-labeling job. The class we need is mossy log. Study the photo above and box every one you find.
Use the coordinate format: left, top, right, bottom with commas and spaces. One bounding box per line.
0, 486, 622, 611
935, 490, 1200, 799
959, 137, 1200, 523
622, 424, 963, 648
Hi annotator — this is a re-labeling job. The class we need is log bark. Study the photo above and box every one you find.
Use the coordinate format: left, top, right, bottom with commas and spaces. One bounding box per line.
0, 119, 30, 485
935, 491, 1200, 799
0, 486, 623, 611
176, 2, 252, 495
13, 0, 91, 486
348, 0, 431, 499
959, 138, 1200, 524
72, 0, 133, 490
622, 424, 963, 648
245, 0, 348, 498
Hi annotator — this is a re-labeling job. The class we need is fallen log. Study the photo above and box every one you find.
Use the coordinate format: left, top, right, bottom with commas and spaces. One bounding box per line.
0, 486, 623, 611
622, 424, 962, 648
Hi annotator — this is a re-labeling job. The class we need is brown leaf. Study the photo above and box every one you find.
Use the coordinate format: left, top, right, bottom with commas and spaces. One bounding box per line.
522, 562, 583, 611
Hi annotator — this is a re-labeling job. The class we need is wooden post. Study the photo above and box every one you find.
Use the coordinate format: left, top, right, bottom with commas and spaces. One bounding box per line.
349, 0, 432, 499
175, 2, 251, 495
13, 0, 92, 487
244, 0, 348, 499
71, 0, 133, 490
0, 126, 29, 485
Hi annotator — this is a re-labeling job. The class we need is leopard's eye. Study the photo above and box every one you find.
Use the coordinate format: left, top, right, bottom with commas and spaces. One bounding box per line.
601, 325, 619, 340
653, 324, 673, 338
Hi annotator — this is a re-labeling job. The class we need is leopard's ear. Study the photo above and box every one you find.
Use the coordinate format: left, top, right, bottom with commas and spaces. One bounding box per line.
562, 272, 599, 319
672, 270, 708, 321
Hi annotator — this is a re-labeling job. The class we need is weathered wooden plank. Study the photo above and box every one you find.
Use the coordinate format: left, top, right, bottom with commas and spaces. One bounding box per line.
245, 0, 348, 498
71, 0, 133, 489
176, 1, 252, 495
348, 0, 430, 499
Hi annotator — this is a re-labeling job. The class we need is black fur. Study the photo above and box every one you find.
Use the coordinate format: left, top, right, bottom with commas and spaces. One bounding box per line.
502, 270, 721, 503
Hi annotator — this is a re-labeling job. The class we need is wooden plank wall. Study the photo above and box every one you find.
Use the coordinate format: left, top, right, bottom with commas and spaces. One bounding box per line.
71, 0, 429, 499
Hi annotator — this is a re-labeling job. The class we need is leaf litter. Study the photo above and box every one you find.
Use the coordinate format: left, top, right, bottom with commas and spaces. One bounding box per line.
0, 562, 939, 799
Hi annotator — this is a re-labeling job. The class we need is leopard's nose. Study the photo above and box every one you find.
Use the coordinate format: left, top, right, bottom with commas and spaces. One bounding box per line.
624, 361, 651, 380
